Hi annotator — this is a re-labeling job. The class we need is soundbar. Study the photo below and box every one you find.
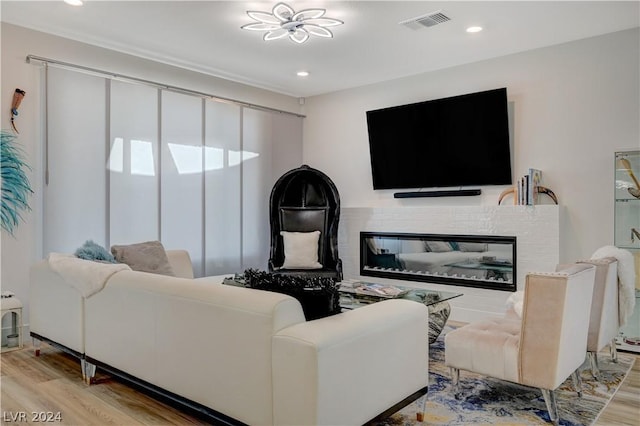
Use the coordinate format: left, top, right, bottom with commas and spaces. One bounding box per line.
394, 189, 482, 198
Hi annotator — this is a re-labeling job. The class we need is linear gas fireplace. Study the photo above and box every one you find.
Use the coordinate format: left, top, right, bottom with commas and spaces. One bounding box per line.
360, 232, 517, 291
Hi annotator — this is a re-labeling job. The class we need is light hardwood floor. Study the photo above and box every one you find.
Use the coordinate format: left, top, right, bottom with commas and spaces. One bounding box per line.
1, 343, 206, 425
1, 342, 638, 425
594, 347, 640, 426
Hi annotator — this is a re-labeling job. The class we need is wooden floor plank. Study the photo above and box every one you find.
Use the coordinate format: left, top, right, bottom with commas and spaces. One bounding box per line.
1, 345, 201, 425
2, 341, 638, 425
0, 348, 64, 384
0, 376, 47, 417
85, 379, 207, 425
38, 378, 144, 426
594, 349, 640, 426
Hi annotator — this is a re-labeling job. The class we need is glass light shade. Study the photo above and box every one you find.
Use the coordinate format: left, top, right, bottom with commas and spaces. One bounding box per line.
247, 11, 281, 24
241, 23, 281, 31
272, 3, 295, 21
303, 25, 333, 38
292, 9, 325, 21
289, 29, 310, 44
264, 29, 289, 41
305, 18, 343, 27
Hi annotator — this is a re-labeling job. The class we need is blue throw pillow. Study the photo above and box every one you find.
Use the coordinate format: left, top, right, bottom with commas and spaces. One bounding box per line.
75, 240, 117, 263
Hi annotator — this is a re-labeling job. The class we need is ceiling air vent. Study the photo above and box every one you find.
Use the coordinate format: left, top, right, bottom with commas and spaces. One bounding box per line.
399, 10, 451, 30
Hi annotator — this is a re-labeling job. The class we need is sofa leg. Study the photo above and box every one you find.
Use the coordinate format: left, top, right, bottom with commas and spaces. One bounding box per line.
588, 351, 600, 380
81, 359, 96, 385
541, 388, 559, 426
610, 338, 618, 363
571, 369, 583, 397
416, 394, 427, 422
33, 337, 41, 357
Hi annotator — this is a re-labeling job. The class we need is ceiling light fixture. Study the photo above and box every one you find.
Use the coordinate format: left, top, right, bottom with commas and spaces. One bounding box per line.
297, 71, 309, 77
241, 2, 343, 44
466, 26, 483, 33
64, 0, 83, 6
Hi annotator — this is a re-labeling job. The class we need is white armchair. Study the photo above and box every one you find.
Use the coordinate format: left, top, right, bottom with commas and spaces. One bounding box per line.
445, 264, 596, 425
575, 258, 619, 379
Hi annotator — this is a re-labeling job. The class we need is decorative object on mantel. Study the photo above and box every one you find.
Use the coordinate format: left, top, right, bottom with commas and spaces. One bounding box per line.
618, 156, 640, 199
241, 2, 343, 44
500, 168, 552, 205
498, 168, 556, 205
498, 185, 558, 205
10, 89, 25, 134
1, 130, 33, 236
241, 269, 341, 320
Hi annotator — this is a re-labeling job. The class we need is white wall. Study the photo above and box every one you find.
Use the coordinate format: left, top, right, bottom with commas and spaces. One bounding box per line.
303, 28, 640, 264
2, 22, 638, 328
0, 23, 303, 329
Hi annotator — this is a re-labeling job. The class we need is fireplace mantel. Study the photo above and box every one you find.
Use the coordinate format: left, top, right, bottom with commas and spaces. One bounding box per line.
338, 205, 560, 322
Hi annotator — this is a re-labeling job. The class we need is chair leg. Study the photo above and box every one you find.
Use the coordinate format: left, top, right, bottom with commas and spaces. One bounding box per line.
610, 338, 618, 363
571, 369, 583, 397
450, 367, 459, 384
588, 351, 600, 380
450, 367, 462, 399
541, 388, 559, 426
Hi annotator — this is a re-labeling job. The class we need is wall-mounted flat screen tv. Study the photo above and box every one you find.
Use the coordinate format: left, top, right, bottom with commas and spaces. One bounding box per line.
366, 87, 512, 190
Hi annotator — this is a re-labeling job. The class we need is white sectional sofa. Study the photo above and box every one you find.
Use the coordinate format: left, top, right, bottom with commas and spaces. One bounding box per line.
29, 250, 196, 357
30, 251, 430, 426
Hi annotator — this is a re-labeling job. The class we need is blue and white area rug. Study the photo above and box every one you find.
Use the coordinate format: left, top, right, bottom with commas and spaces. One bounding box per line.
376, 326, 635, 426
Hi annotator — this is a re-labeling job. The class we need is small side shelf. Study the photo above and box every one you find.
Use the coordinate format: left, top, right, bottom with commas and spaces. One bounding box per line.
614, 150, 640, 353
1, 296, 23, 353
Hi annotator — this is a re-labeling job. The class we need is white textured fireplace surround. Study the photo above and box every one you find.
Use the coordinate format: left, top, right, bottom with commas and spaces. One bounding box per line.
338, 206, 560, 323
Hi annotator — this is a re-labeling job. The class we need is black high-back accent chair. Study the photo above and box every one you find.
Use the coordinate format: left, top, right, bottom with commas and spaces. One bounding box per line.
268, 165, 343, 280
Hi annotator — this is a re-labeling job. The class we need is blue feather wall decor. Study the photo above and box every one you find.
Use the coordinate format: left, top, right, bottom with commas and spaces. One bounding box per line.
1, 130, 33, 236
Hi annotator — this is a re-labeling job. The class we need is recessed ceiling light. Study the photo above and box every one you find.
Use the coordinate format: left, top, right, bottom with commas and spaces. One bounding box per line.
466, 26, 483, 33
64, 0, 84, 5
297, 71, 309, 77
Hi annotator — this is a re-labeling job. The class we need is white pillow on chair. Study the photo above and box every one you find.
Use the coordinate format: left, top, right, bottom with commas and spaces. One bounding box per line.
280, 231, 322, 269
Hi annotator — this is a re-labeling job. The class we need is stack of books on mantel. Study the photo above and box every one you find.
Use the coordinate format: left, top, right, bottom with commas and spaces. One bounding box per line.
515, 168, 542, 205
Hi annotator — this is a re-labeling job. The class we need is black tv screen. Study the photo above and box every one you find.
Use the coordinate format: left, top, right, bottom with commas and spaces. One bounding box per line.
366, 88, 512, 190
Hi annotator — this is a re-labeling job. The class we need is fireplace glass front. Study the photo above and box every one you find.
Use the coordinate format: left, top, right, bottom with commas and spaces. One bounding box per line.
360, 232, 517, 291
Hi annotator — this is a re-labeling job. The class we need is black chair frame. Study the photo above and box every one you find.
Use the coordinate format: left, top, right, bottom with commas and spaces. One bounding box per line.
268, 164, 342, 280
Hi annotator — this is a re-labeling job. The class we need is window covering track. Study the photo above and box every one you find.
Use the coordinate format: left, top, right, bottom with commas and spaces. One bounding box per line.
26, 54, 305, 118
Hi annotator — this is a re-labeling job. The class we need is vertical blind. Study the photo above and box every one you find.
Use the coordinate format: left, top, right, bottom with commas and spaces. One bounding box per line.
42, 66, 303, 277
